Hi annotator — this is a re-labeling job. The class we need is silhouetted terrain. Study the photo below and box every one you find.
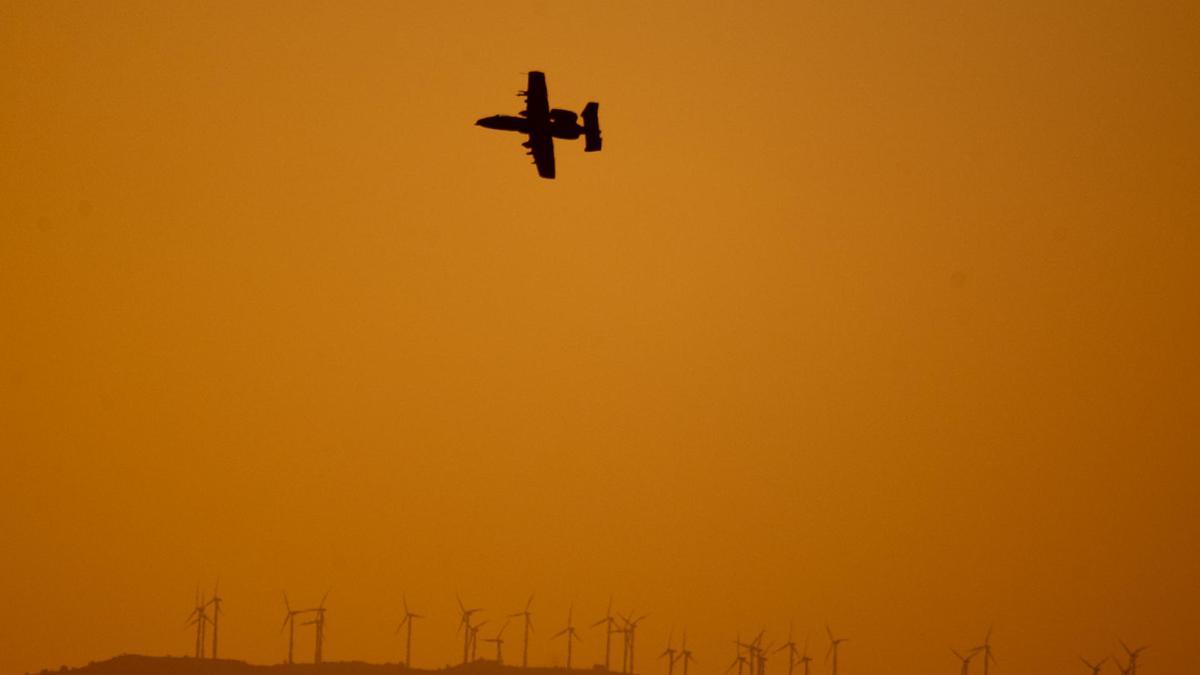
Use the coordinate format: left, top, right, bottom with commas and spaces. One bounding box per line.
33, 656, 618, 675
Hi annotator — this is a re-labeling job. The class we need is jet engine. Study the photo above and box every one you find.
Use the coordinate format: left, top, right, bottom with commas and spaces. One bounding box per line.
549, 109, 578, 124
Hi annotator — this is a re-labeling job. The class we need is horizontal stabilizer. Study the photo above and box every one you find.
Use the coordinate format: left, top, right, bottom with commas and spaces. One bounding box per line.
582, 102, 601, 152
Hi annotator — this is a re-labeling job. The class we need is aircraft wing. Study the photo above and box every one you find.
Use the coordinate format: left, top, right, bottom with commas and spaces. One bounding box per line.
528, 130, 555, 179
523, 71, 550, 121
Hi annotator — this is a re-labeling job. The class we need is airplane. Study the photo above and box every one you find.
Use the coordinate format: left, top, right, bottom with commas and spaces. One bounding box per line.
475, 71, 601, 179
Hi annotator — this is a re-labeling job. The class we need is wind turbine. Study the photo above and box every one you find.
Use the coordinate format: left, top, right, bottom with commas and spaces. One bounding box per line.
280, 593, 307, 665
777, 624, 796, 675
973, 628, 996, 675
621, 612, 648, 675
553, 606, 583, 670
796, 634, 812, 675
1112, 655, 1132, 675
727, 634, 749, 675
736, 631, 766, 675
952, 648, 981, 675
757, 639, 776, 675
679, 631, 695, 675
1118, 640, 1148, 675
509, 595, 534, 668
395, 596, 424, 668
1080, 656, 1107, 675
484, 620, 510, 664
298, 591, 330, 664
186, 587, 210, 659
206, 582, 223, 660
457, 596, 483, 665
618, 621, 631, 673
824, 627, 846, 675
469, 619, 488, 662
592, 597, 619, 671
659, 629, 679, 675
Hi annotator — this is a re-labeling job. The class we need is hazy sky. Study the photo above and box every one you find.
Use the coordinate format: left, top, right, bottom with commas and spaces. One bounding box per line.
1, 3, 1197, 675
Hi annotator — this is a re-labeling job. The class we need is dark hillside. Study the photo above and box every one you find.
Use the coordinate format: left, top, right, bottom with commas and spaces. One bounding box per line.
34, 655, 618, 675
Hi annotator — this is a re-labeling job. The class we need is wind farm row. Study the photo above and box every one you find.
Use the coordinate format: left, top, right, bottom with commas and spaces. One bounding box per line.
181, 586, 1150, 675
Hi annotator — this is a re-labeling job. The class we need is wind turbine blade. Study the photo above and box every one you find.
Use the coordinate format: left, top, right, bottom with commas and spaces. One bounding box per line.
826, 626, 834, 642
526, 594, 535, 611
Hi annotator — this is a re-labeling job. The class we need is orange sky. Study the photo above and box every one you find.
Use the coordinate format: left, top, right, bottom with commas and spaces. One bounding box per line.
1, 3, 1197, 675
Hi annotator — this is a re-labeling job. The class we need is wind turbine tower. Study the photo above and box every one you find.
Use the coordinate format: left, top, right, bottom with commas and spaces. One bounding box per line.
457, 596, 483, 665
484, 620, 510, 664
396, 596, 424, 668
797, 635, 812, 675
280, 594, 307, 665
300, 593, 329, 664
727, 634, 748, 675
659, 630, 679, 675
186, 588, 210, 659
592, 598, 619, 671
974, 628, 996, 675
206, 583, 223, 660
680, 631, 695, 675
509, 596, 534, 668
737, 632, 764, 675
552, 606, 583, 670
825, 627, 847, 675
776, 626, 800, 675
622, 613, 647, 674
471, 619, 489, 662
756, 639, 775, 675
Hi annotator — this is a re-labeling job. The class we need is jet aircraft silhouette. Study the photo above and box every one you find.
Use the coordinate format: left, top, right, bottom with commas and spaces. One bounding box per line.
475, 71, 601, 179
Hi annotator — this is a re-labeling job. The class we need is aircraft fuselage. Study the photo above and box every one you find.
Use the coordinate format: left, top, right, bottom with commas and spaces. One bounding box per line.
475, 111, 585, 140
